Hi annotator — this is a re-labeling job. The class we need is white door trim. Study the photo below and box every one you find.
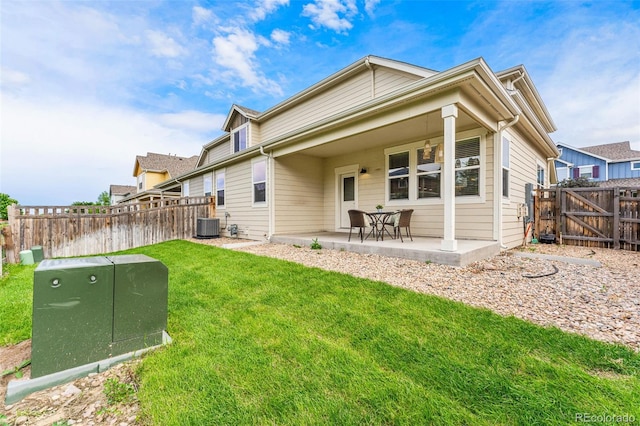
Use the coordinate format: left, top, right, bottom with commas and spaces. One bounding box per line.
334, 164, 359, 231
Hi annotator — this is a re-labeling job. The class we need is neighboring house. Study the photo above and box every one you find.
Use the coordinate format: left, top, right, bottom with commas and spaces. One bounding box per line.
109, 184, 136, 205
157, 55, 558, 251
555, 141, 640, 187
119, 152, 198, 203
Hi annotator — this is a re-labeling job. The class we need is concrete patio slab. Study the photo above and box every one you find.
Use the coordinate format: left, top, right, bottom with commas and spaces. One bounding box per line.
270, 232, 500, 267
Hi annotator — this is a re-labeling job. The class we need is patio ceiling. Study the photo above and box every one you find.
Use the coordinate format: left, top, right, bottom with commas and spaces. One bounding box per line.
295, 109, 480, 158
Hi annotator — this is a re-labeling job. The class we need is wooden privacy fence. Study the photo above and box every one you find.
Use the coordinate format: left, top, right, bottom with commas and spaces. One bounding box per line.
534, 187, 640, 251
2, 196, 215, 263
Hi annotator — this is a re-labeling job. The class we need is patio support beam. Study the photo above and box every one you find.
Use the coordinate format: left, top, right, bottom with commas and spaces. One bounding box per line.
441, 104, 458, 252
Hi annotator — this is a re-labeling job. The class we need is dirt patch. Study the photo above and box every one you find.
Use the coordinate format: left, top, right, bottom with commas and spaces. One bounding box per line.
1, 341, 140, 425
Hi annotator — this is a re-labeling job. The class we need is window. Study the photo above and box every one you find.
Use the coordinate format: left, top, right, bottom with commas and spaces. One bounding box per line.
253, 160, 266, 203
455, 138, 480, 196
575, 165, 593, 179
416, 148, 441, 198
556, 167, 569, 182
204, 175, 212, 197
216, 170, 225, 207
388, 151, 409, 200
385, 133, 484, 204
537, 164, 545, 189
631, 161, 640, 171
233, 125, 248, 153
183, 181, 190, 197
502, 137, 510, 198
137, 173, 145, 191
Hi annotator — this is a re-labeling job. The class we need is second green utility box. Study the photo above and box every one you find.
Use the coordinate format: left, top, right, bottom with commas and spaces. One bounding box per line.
31, 255, 168, 378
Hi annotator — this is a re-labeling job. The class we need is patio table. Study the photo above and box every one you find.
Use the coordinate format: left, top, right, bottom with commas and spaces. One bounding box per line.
367, 211, 395, 241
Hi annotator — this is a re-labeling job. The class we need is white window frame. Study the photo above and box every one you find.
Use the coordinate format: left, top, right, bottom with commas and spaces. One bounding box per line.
232, 123, 249, 153
137, 172, 145, 191
579, 165, 594, 179
631, 161, 640, 171
252, 158, 267, 206
556, 167, 569, 182
215, 169, 225, 208
536, 161, 546, 189
502, 136, 510, 199
204, 174, 212, 197
384, 129, 485, 206
183, 181, 190, 197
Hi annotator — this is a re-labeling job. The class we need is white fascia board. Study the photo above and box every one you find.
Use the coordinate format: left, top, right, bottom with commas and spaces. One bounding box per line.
497, 66, 557, 133
221, 104, 259, 132
556, 143, 611, 162
367, 55, 438, 78
510, 91, 559, 157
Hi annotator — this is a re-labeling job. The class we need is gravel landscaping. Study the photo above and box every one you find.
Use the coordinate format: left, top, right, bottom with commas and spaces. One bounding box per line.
192, 237, 640, 352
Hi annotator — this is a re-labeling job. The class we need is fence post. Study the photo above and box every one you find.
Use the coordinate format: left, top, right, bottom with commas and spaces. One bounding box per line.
5, 205, 19, 263
613, 187, 620, 249
554, 186, 561, 244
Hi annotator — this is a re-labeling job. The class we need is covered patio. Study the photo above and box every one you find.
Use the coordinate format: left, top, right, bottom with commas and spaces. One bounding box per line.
269, 232, 500, 267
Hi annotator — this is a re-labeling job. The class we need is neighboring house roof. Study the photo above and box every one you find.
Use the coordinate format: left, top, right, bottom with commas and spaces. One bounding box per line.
597, 177, 640, 188
133, 152, 198, 177
580, 141, 640, 161
109, 184, 136, 196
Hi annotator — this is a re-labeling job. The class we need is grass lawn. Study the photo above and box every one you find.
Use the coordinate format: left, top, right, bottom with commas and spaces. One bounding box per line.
1, 240, 639, 425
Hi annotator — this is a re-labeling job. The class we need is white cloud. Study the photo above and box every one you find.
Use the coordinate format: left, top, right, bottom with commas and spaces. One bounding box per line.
0, 94, 214, 205
212, 28, 283, 96
146, 30, 186, 58
270, 29, 291, 46
192, 6, 218, 27
364, 0, 380, 16
0, 67, 31, 87
540, 21, 640, 147
159, 110, 226, 133
302, 0, 358, 34
250, 0, 290, 22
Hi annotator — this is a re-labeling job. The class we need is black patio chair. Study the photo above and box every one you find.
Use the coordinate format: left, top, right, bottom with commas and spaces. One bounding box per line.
347, 209, 375, 242
382, 209, 414, 242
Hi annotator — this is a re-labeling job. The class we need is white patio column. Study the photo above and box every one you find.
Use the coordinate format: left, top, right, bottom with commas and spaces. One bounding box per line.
441, 104, 458, 252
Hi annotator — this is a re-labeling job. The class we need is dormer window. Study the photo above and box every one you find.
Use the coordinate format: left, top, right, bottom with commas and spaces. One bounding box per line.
233, 124, 248, 152
232, 115, 249, 153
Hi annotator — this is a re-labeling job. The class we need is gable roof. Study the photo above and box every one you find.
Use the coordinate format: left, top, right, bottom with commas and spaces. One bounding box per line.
580, 141, 640, 161
134, 152, 198, 177
220, 55, 439, 132
109, 184, 136, 196
222, 104, 261, 132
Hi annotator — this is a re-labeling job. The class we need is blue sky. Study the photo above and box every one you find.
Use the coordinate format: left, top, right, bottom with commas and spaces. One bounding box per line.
1, 0, 639, 205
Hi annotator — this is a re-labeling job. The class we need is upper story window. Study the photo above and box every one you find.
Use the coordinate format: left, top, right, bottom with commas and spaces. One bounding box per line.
216, 170, 225, 207
233, 125, 248, 153
183, 181, 190, 197
631, 161, 640, 171
137, 172, 145, 191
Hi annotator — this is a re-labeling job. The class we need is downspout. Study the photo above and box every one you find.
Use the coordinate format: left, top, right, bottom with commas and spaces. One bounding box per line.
494, 114, 520, 249
259, 146, 274, 240
364, 57, 375, 98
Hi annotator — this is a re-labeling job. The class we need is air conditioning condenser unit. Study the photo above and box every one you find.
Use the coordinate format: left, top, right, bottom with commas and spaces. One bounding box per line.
196, 218, 220, 238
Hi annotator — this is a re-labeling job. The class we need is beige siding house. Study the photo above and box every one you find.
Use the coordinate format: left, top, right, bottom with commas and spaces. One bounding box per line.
157, 55, 558, 251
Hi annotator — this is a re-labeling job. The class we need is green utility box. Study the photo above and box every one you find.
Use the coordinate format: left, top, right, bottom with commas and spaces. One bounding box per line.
31, 255, 168, 378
